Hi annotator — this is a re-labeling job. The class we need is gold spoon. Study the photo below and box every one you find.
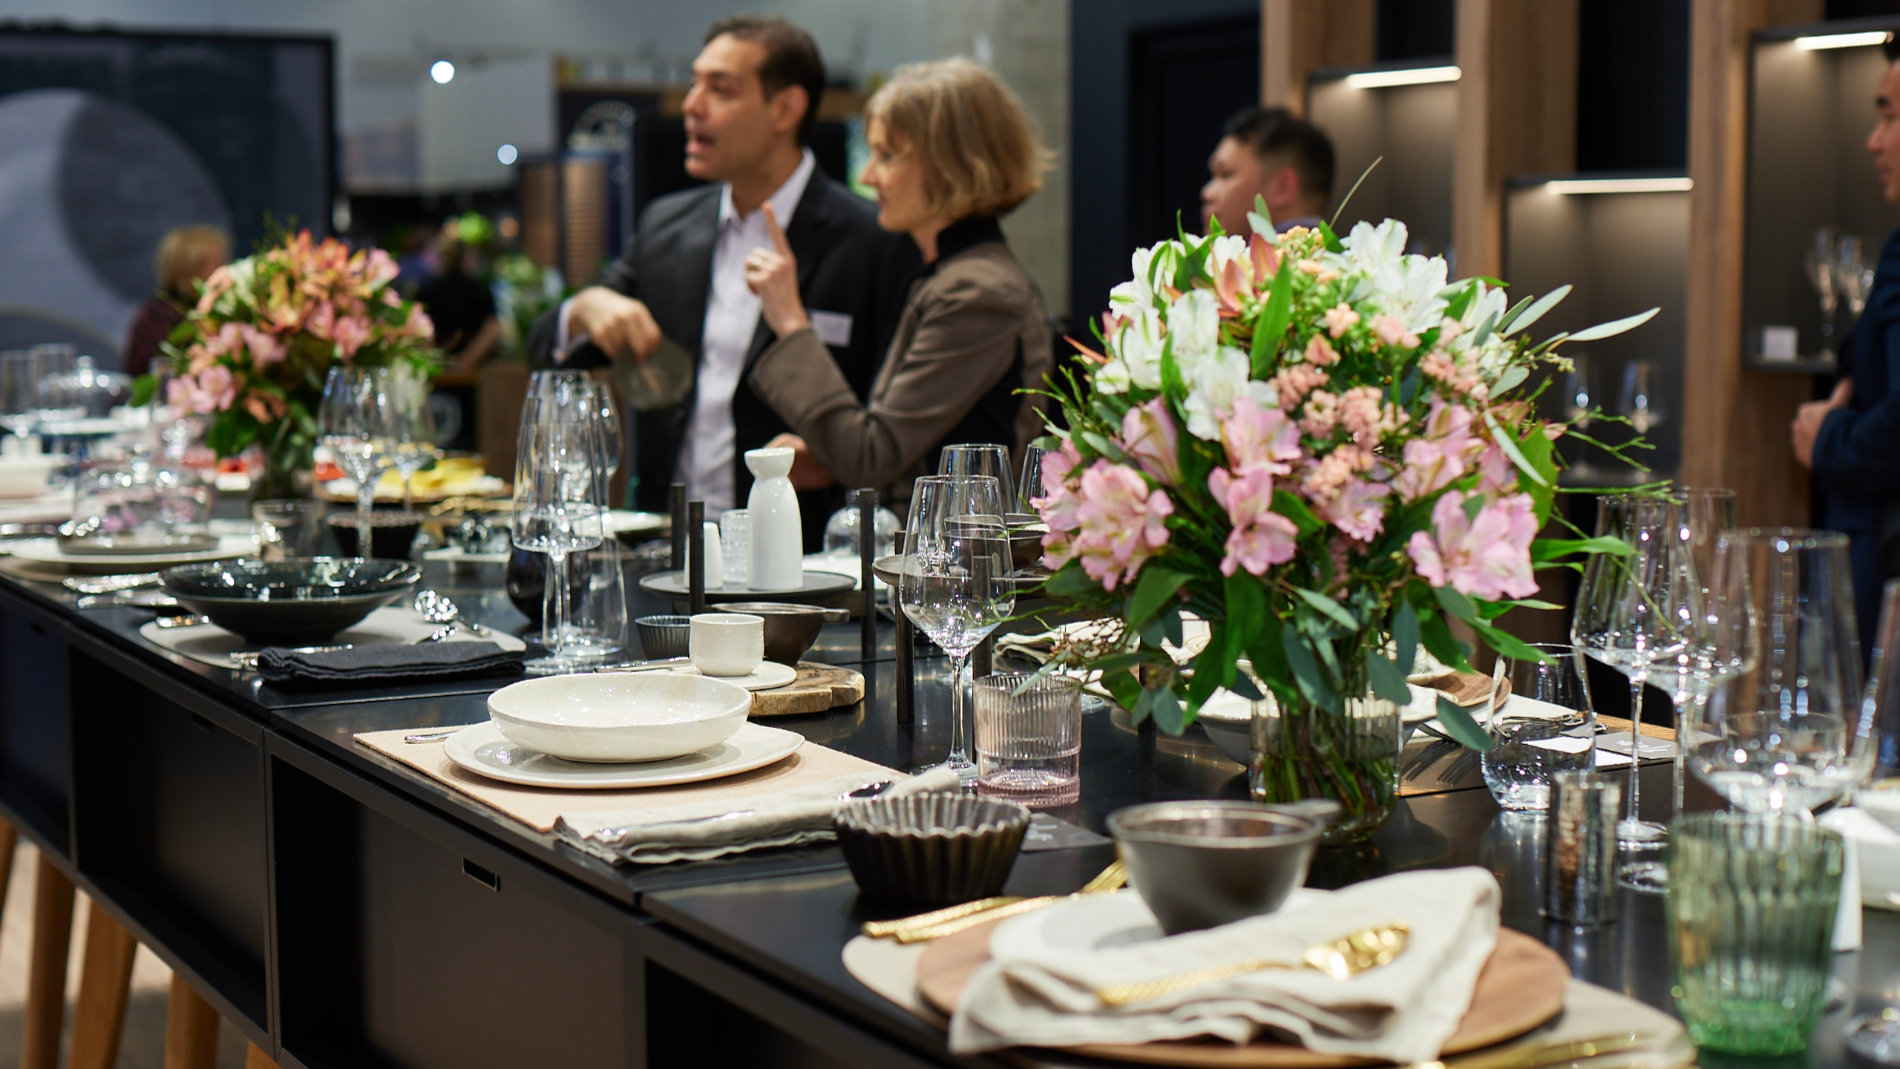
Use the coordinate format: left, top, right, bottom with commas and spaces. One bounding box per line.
862, 859, 1127, 941
1092, 921, 1409, 1006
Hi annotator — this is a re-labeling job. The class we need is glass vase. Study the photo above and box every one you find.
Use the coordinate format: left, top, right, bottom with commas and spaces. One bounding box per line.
1249, 686, 1401, 845
252, 434, 314, 502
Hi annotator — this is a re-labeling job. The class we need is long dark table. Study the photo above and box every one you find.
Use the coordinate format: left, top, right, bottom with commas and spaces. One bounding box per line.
0, 556, 1889, 1068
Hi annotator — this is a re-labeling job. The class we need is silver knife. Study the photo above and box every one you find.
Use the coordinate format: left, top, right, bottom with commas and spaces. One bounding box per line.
593, 656, 693, 673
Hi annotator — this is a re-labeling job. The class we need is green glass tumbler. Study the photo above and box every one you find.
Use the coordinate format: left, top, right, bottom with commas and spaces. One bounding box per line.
1666, 813, 1844, 1056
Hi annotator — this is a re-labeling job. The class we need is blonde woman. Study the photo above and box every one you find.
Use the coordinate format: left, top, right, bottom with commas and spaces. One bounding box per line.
744, 57, 1052, 500
124, 224, 229, 375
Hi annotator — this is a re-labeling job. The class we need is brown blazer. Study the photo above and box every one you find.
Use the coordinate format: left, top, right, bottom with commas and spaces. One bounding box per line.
747, 216, 1053, 503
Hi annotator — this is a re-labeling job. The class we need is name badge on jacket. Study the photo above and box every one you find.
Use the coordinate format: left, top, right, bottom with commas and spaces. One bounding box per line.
810, 310, 853, 347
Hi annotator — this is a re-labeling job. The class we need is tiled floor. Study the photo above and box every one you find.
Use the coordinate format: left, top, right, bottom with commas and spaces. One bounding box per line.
0, 844, 248, 1069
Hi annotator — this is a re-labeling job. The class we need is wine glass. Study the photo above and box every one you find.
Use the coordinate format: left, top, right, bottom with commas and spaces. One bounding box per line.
1617, 359, 1663, 435
1688, 528, 1869, 814
512, 419, 608, 675
938, 443, 1016, 515
589, 377, 624, 503
0, 349, 47, 442
384, 367, 438, 514
317, 367, 398, 555
1838, 233, 1874, 320
900, 474, 1015, 782
1017, 443, 1052, 514
1571, 494, 1689, 853
1805, 225, 1842, 357
1844, 577, 1900, 1062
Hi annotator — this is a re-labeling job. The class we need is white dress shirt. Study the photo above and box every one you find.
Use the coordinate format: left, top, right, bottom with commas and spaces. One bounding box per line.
557, 148, 816, 515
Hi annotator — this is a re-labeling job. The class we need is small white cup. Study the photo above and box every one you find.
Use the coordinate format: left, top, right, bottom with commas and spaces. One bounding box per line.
689, 613, 763, 677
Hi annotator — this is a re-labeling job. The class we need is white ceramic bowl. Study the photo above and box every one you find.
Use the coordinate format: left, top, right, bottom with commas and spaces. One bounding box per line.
487, 673, 753, 763
0, 454, 60, 499
1196, 689, 1258, 767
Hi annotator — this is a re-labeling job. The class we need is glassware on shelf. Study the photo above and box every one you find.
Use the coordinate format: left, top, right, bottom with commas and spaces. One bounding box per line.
1617, 359, 1663, 435
1804, 225, 1842, 357
1837, 233, 1875, 320
899, 474, 1015, 783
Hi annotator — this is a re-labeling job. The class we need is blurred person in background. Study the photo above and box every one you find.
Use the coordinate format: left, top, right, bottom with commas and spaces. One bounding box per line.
743, 57, 1052, 504
416, 235, 500, 371
1200, 106, 1335, 236
123, 224, 228, 376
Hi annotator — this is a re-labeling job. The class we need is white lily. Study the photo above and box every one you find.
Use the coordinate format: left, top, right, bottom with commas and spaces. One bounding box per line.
1179, 344, 1276, 441
1167, 289, 1221, 361
1099, 308, 1166, 394
1331, 218, 1409, 276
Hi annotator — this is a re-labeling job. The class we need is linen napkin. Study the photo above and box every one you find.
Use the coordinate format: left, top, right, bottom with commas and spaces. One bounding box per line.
258, 641, 525, 687
556, 766, 962, 864
948, 867, 1500, 1062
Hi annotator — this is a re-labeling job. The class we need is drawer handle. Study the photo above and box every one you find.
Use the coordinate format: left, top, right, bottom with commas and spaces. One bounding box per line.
462, 859, 500, 892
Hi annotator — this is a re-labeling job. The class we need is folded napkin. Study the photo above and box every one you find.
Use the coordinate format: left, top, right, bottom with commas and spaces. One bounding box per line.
556, 766, 963, 865
258, 641, 525, 687
948, 867, 1500, 1062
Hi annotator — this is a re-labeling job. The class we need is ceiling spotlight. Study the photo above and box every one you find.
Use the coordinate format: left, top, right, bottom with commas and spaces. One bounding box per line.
430, 60, 455, 84
497, 143, 518, 166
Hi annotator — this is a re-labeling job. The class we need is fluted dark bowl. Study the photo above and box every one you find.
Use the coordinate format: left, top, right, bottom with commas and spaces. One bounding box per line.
162, 557, 421, 645
635, 615, 692, 659
834, 793, 1031, 907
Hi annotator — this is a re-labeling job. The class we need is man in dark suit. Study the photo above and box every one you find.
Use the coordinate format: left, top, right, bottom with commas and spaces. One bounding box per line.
530, 14, 914, 537
1793, 36, 1900, 655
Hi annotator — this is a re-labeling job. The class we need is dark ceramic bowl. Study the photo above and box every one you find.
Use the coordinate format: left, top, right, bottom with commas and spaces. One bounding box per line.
714, 601, 848, 665
834, 792, 1031, 907
327, 510, 423, 560
162, 558, 422, 645
1107, 799, 1340, 935
1005, 512, 1048, 571
635, 614, 693, 659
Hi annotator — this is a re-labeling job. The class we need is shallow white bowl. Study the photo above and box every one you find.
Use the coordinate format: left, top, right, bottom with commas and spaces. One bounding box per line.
1196, 689, 1257, 766
487, 673, 753, 763
0, 454, 60, 499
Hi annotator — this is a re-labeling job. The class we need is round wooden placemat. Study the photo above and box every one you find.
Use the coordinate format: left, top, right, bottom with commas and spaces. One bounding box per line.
916, 922, 1566, 1068
750, 663, 865, 717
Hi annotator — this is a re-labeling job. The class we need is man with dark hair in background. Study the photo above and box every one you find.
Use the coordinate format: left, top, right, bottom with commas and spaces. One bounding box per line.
1793, 35, 1900, 655
1199, 106, 1336, 236
530, 13, 914, 535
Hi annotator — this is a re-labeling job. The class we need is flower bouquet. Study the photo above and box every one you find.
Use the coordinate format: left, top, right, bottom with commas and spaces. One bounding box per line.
132, 229, 439, 499
1031, 209, 1648, 840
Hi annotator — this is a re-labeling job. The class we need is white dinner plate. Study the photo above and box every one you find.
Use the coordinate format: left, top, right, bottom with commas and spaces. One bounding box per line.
603, 510, 669, 537
5, 533, 254, 574
442, 720, 803, 789
988, 887, 1329, 961
659, 661, 797, 691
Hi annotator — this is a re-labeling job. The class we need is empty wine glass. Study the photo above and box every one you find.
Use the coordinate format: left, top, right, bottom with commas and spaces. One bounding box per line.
1688, 528, 1870, 814
0, 349, 47, 441
1618, 359, 1663, 435
1571, 494, 1690, 853
1838, 233, 1874, 319
384, 366, 438, 513
512, 420, 608, 675
1805, 225, 1842, 356
1844, 578, 1900, 1062
901, 474, 1015, 782
938, 443, 1016, 515
1017, 443, 1052, 515
317, 367, 398, 555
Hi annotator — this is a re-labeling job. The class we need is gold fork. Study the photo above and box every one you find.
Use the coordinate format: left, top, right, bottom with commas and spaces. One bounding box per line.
861, 859, 1126, 941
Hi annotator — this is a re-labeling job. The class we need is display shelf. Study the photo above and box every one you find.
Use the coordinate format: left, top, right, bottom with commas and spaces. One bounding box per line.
1306, 58, 1456, 259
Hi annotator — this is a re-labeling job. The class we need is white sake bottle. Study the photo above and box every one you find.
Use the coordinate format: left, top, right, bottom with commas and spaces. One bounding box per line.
744, 447, 803, 591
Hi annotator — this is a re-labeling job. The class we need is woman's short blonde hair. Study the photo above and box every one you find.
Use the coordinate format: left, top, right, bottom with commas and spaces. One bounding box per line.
155, 225, 230, 299
866, 58, 1051, 219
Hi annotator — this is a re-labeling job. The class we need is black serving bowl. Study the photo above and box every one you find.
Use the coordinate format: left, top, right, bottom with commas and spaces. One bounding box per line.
161, 557, 422, 645
714, 601, 848, 665
834, 793, 1030, 908
1107, 799, 1340, 935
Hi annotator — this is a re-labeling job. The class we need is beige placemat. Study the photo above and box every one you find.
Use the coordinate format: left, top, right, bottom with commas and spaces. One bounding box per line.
841, 933, 1689, 1066
357, 726, 900, 833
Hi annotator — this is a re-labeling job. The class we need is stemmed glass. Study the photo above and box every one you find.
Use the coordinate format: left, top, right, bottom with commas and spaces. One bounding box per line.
900, 474, 1015, 782
1571, 494, 1690, 852
317, 367, 398, 556
0, 349, 46, 442
1844, 578, 1900, 1062
384, 366, 438, 514
938, 443, 1017, 514
1838, 233, 1874, 320
1805, 225, 1842, 357
512, 419, 608, 675
1686, 528, 1869, 814
1016, 443, 1052, 514
1617, 359, 1662, 435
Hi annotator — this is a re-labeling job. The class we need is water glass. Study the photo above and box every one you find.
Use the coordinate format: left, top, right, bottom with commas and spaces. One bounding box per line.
720, 509, 750, 587
1481, 643, 1595, 811
937, 443, 1016, 512
251, 499, 327, 561
1667, 812, 1844, 1055
973, 672, 1082, 804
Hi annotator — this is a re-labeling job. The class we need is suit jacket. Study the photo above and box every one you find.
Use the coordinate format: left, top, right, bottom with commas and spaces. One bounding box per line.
1811, 227, 1900, 651
528, 166, 916, 530
746, 216, 1052, 504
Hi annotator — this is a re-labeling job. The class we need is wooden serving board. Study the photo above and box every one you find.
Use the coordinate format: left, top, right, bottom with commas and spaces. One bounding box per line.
916, 924, 1566, 1068
750, 663, 865, 717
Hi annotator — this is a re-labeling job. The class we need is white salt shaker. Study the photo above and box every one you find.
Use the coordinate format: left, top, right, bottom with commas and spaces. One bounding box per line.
744, 447, 803, 592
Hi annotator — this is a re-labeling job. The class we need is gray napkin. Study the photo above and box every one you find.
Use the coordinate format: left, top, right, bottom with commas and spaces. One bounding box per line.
556, 766, 963, 865
258, 641, 525, 687
948, 868, 1500, 1062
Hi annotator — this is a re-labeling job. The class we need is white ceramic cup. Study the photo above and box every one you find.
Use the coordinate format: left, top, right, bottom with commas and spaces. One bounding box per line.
689, 612, 763, 677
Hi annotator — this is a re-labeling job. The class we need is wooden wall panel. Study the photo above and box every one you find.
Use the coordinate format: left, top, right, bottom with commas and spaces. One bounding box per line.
1259, 0, 1376, 113
1450, 0, 1580, 281
1682, 0, 1823, 526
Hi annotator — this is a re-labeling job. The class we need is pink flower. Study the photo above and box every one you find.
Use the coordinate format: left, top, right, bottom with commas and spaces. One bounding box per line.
1371, 314, 1420, 350
1068, 462, 1173, 591
404, 304, 434, 340
1316, 477, 1387, 542
1303, 334, 1339, 366
1300, 390, 1339, 438
1338, 385, 1403, 447
1472, 440, 1517, 495
1208, 467, 1298, 576
1324, 303, 1360, 338
1406, 491, 1539, 600
1270, 364, 1328, 409
361, 247, 400, 289
1032, 438, 1087, 564
331, 315, 369, 359
1221, 398, 1303, 475
304, 299, 336, 340
166, 365, 236, 415
1392, 399, 1482, 501
195, 266, 234, 313
1120, 399, 1182, 486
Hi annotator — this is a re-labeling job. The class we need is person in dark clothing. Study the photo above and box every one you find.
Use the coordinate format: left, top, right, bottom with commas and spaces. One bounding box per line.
123, 225, 228, 376
415, 236, 499, 371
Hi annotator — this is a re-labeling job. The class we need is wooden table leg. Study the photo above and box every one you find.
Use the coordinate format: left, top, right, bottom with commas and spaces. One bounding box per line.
21, 853, 75, 1069
163, 973, 221, 1069
244, 1043, 282, 1069
68, 901, 137, 1069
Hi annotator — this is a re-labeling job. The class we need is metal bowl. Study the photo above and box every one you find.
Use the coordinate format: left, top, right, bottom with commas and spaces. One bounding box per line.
161, 557, 421, 645
1108, 799, 1339, 935
713, 601, 847, 665
834, 792, 1031, 907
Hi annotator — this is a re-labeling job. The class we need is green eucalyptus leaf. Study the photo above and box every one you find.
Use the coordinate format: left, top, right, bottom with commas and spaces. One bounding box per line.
1366, 651, 1411, 704
1392, 601, 1420, 675
1250, 261, 1296, 377
1532, 535, 1632, 563
1433, 584, 1478, 623
1281, 629, 1338, 712
1149, 686, 1186, 734
1469, 618, 1553, 663
1125, 567, 1188, 629
1435, 695, 1494, 751
1295, 587, 1358, 631
1565, 306, 1659, 342
1417, 610, 1473, 671
1500, 284, 1572, 337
